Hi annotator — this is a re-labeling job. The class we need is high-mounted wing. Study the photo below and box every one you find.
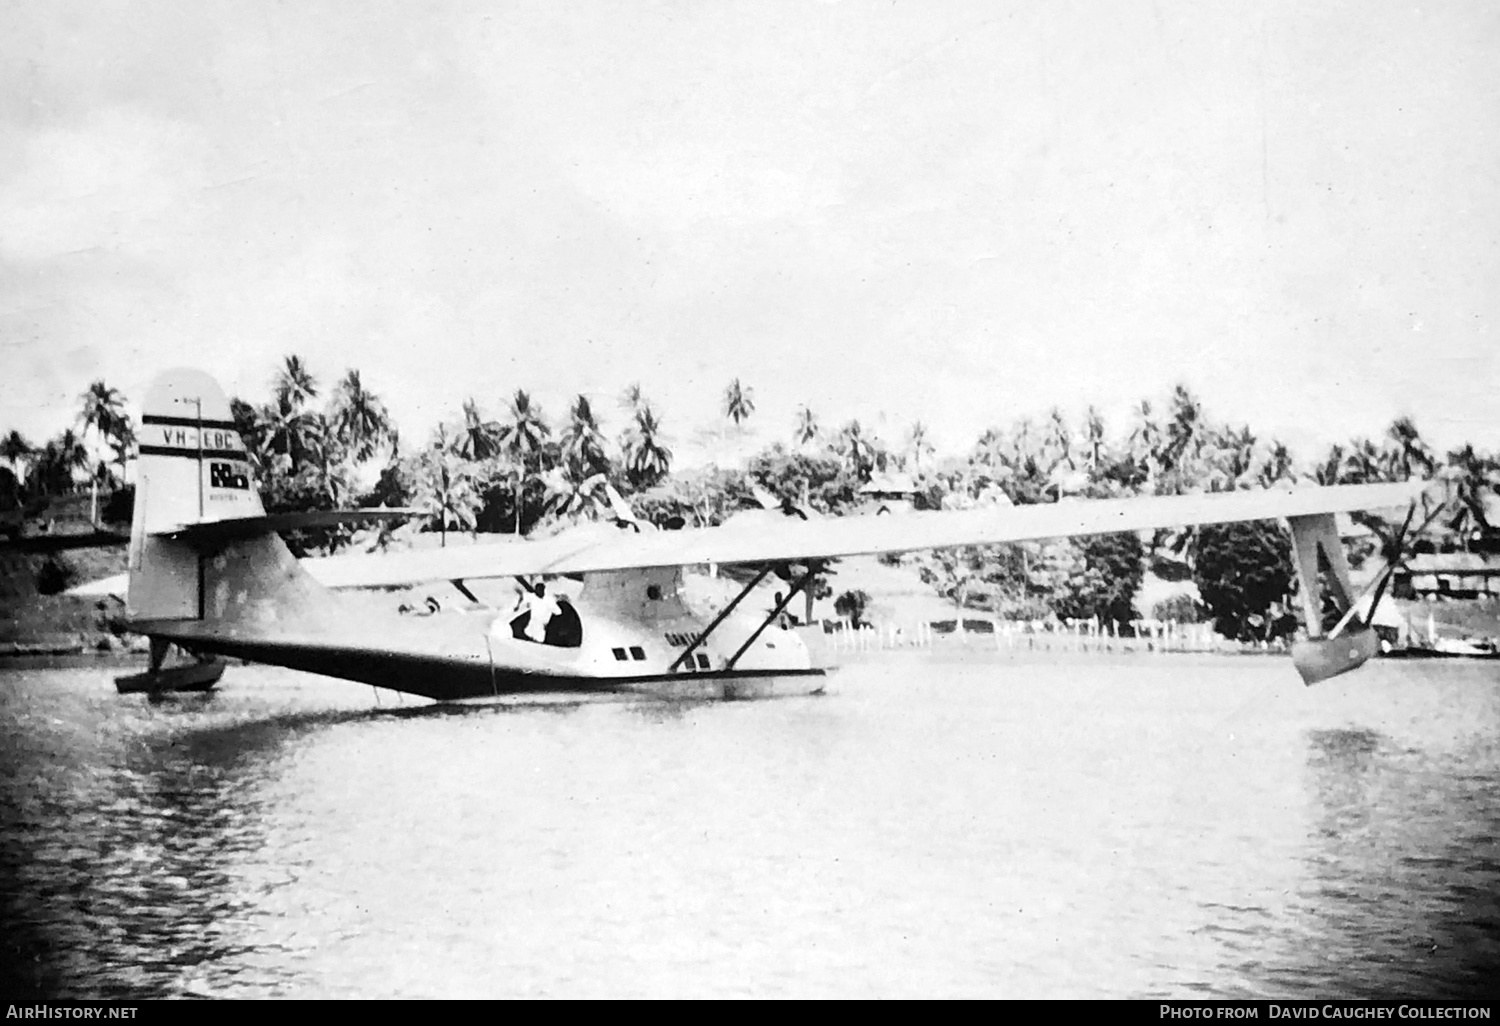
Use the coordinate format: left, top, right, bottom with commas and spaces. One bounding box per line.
152, 508, 422, 545
309, 481, 1424, 589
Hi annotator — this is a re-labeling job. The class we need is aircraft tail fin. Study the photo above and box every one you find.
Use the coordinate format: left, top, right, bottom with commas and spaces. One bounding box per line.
126, 369, 337, 630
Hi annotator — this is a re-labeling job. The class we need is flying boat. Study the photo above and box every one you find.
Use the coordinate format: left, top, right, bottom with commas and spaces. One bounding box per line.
98, 369, 1427, 699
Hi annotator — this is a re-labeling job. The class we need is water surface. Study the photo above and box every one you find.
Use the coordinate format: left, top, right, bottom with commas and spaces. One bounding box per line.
2, 652, 1496, 998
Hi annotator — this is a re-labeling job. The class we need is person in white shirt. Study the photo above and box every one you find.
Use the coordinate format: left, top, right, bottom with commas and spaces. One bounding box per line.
522, 582, 560, 643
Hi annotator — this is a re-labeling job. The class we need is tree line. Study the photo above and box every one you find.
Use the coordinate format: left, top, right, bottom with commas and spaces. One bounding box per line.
3, 359, 1495, 640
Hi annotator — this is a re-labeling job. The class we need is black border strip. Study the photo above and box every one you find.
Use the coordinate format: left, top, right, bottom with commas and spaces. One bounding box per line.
142, 414, 240, 431
138, 445, 250, 460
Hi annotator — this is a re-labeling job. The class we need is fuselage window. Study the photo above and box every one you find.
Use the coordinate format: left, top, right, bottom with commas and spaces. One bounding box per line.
646, 584, 662, 601
611, 647, 628, 661
629, 646, 646, 661
695, 653, 711, 669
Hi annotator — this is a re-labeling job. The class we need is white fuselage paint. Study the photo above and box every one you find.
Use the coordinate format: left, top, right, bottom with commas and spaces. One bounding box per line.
478, 566, 814, 680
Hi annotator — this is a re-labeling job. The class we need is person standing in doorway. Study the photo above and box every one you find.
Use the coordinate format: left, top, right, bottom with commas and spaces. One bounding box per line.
523, 582, 561, 643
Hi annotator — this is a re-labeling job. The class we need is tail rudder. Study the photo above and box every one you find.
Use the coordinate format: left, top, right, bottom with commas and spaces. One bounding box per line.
127, 369, 333, 628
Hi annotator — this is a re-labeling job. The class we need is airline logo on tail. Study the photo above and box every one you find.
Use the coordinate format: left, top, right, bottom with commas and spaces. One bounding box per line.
208, 462, 251, 490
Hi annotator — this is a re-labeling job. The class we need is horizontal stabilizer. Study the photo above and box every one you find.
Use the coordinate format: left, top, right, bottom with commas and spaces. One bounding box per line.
153, 508, 423, 546
0, 530, 129, 554
67, 572, 129, 598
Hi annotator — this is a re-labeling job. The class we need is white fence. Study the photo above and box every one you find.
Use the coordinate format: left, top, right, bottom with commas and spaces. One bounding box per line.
812, 617, 1284, 654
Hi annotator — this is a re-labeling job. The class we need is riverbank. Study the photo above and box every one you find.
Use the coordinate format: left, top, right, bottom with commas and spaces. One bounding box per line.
0, 546, 130, 654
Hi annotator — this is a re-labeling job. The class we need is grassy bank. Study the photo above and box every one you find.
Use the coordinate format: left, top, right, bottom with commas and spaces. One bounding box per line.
0, 546, 131, 654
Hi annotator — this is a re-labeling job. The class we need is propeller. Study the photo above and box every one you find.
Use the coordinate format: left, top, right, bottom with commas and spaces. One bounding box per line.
751, 482, 809, 520
1329, 496, 1443, 638
603, 483, 643, 532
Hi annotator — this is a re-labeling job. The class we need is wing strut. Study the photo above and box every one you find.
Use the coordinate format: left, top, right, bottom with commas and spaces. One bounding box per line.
669, 567, 771, 671
725, 566, 818, 671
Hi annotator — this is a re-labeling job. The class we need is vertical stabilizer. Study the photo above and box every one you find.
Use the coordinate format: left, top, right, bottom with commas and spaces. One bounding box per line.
128, 369, 266, 621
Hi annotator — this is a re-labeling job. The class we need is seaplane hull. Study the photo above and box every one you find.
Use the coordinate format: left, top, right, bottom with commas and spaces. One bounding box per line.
125, 554, 823, 702
98, 367, 1429, 699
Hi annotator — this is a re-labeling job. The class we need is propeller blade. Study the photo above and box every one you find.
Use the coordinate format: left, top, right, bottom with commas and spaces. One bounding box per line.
750, 483, 780, 511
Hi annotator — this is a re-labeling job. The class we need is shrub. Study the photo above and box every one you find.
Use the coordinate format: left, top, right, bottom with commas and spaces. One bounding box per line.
1150, 593, 1207, 624
834, 589, 871, 627
1191, 520, 1296, 642
101, 484, 135, 525
36, 555, 76, 595
1049, 532, 1145, 631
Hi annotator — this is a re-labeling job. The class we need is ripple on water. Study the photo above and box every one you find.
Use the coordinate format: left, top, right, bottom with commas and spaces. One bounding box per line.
2, 656, 1497, 997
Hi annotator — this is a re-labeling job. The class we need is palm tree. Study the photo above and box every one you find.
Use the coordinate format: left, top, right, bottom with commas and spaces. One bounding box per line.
303, 412, 347, 507
622, 402, 671, 490
560, 395, 609, 483
230, 397, 275, 480
793, 406, 819, 448
1159, 384, 1203, 474
1342, 438, 1389, 484
998, 417, 1052, 503
1043, 407, 1074, 471
78, 381, 128, 485
541, 467, 614, 523
834, 420, 876, 482
1384, 416, 1435, 480
1208, 425, 1257, 490
331, 370, 393, 464
57, 428, 89, 486
264, 393, 320, 476
971, 426, 1006, 469
107, 420, 136, 490
1082, 407, 1107, 476
1256, 439, 1295, 489
453, 397, 500, 463
723, 378, 755, 428
1441, 444, 1497, 547
906, 420, 933, 471
499, 389, 551, 534
1311, 443, 1346, 486
412, 426, 481, 547
0, 430, 34, 485
33, 429, 89, 496
262, 356, 321, 478
1127, 400, 1161, 483
273, 354, 319, 410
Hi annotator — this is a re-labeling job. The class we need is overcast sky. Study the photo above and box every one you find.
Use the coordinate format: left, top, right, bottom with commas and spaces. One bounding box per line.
3, 0, 1497, 465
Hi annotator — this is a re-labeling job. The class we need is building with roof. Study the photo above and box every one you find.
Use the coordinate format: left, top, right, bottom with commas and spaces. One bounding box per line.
1396, 553, 1500, 600
858, 472, 920, 514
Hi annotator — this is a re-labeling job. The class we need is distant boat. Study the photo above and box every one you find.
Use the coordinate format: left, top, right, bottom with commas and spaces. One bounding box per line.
1382, 637, 1500, 660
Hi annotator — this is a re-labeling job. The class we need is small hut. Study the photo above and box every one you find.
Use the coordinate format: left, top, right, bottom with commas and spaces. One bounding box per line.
858, 472, 919, 515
